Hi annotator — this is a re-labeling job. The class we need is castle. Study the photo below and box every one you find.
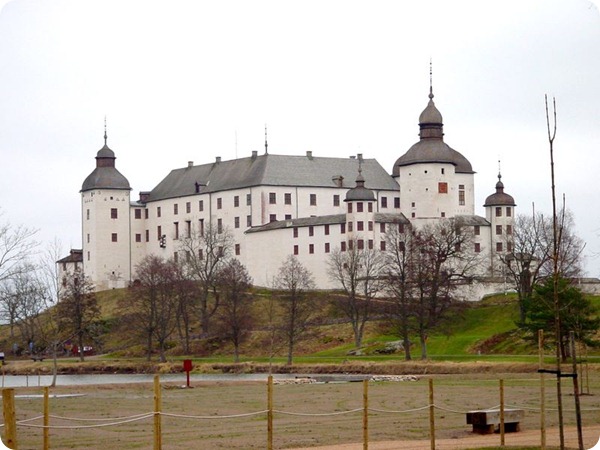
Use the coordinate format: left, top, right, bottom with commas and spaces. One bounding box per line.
59, 86, 517, 298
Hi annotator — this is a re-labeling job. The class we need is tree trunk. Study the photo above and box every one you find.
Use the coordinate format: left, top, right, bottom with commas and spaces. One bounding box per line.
402, 321, 412, 361
419, 330, 428, 360
287, 340, 294, 366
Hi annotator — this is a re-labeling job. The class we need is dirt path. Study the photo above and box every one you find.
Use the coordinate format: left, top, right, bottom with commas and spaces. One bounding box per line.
289, 425, 600, 449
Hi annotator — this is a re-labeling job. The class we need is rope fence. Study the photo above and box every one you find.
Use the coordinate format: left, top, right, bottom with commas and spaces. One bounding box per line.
1, 375, 599, 449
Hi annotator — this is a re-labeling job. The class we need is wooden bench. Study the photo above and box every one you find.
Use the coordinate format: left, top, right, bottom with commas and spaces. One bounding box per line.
466, 409, 524, 434
31, 355, 44, 362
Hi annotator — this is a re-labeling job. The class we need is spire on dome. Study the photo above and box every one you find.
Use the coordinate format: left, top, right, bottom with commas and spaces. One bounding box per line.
104, 116, 108, 146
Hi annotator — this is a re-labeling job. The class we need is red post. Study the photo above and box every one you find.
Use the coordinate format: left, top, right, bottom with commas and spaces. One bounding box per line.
183, 359, 193, 388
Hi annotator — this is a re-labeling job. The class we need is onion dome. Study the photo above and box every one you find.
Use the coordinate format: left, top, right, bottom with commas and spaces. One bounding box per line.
484, 173, 515, 206
81, 131, 131, 192
345, 167, 375, 202
393, 87, 473, 175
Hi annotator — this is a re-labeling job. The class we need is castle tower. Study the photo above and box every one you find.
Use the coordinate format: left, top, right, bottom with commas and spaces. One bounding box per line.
484, 172, 516, 275
392, 84, 475, 223
344, 160, 376, 251
81, 131, 132, 290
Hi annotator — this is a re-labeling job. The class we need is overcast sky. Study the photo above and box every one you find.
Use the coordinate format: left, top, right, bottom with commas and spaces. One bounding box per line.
0, 0, 598, 276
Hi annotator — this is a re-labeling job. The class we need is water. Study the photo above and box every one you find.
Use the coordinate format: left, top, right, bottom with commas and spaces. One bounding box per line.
0, 372, 303, 388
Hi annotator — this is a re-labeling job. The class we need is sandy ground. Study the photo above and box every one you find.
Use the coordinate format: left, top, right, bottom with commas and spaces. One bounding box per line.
290, 425, 600, 450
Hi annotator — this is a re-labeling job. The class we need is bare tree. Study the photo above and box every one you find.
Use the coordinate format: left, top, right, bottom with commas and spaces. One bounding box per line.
274, 255, 315, 365
127, 255, 179, 362
216, 259, 254, 362
383, 223, 417, 360
56, 269, 100, 362
178, 220, 233, 336
0, 212, 38, 283
171, 262, 198, 354
327, 237, 385, 348
501, 209, 584, 322
409, 219, 478, 359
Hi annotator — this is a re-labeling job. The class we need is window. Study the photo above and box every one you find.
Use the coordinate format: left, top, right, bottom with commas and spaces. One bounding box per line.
381, 196, 388, 208
247, 215, 252, 227
217, 198, 222, 209
348, 203, 353, 213
285, 193, 292, 205
285, 214, 292, 220
145, 230, 149, 242
380, 223, 386, 233
199, 219, 204, 237
217, 218, 223, 234
357, 202, 363, 213
506, 207, 512, 217
398, 224, 405, 234
234, 196, 240, 207
135, 233, 142, 243
348, 240, 354, 250
294, 245, 299, 255
340, 223, 346, 234
474, 225, 480, 236
411, 212, 416, 218
324, 224, 330, 235
380, 241, 386, 251
269, 192, 276, 204
310, 194, 317, 206
199, 249, 204, 260
411, 202, 416, 207
145, 209, 149, 219
507, 225, 512, 235
357, 221, 364, 231
309, 244, 314, 254
174, 204, 178, 215
293, 227, 298, 238
174, 252, 178, 263
186, 202, 191, 214
474, 243, 481, 253
135, 209, 141, 219
111, 233, 118, 242
234, 217, 240, 228
368, 240, 373, 250
86, 209, 90, 220
246, 193, 252, 206
495, 207, 502, 217
348, 222, 353, 232
441, 168, 445, 174
174, 222, 179, 240
357, 239, 364, 250
157, 225, 162, 240
368, 221, 373, 231
333, 195, 340, 207
235, 244, 240, 256
438, 182, 448, 194
269, 214, 277, 222
199, 200, 204, 212
186, 221, 191, 238
341, 241, 346, 252
507, 242, 513, 252
157, 206, 161, 218
394, 197, 400, 208
87, 233, 90, 243
496, 225, 502, 235
368, 202, 373, 213
111, 208, 118, 219
324, 243, 330, 253
441, 212, 446, 218
309, 226, 314, 237
459, 189, 465, 206
496, 242, 503, 252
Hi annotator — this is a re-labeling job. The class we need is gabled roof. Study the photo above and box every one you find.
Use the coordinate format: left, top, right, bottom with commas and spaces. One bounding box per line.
147, 153, 399, 202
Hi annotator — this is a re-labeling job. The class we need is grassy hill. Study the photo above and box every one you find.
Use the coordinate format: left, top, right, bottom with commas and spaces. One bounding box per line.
2, 287, 599, 365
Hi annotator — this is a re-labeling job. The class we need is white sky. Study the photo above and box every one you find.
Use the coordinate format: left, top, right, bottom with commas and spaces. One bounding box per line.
0, 0, 599, 276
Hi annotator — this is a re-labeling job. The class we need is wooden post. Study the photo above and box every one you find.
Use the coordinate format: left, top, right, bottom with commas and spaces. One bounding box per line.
429, 379, 435, 450
363, 379, 368, 450
43, 387, 49, 450
153, 375, 161, 450
499, 379, 505, 447
2, 388, 17, 449
539, 329, 546, 450
267, 375, 273, 450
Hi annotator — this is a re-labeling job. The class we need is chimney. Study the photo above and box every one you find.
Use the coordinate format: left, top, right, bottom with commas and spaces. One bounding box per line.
215, 156, 221, 163
306, 150, 313, 160
187, 161, 193, 168
357, 153, 363, 161
349, 155, 356, 159
332, 176, 344, 188
252, 150, 258, 159
139, 191, 150, 203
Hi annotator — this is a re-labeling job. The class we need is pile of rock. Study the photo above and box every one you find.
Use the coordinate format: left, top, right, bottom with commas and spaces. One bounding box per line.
370, 375, 419, 382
